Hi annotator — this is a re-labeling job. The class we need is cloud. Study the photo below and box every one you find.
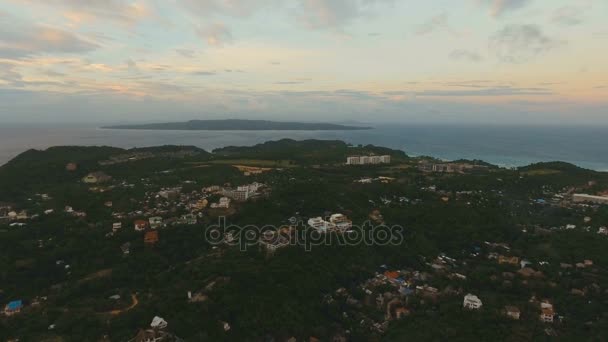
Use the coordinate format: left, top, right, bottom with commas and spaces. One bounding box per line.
415, 12, 448, 35
175, 49, 196, 58
449, 49, 482, 62
178, 0, 276, 18
274, 78, 312, 85
476, 0, 531, 17
593, 31, 608, 39
12, 0, 153, 26
197, 23, 233, 47
126, 58, 137, 70
489, 24, 561, 63
552, 6, 586, 26
0, 19, 99, 58
297, 0, 392, 30
415, 86, 552, 97
0, 62, 24, 87
191, 71, 217, 76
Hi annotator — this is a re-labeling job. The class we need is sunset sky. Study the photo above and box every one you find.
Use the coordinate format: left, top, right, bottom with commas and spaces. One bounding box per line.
0, 0, 606, 124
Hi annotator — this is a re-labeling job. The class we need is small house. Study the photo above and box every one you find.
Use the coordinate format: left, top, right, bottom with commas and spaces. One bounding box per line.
134, 220, 148, 231
4, 300, 23, 316
463, 294, 482, 310
505, 306, 520, 320
144, 231, 159, 245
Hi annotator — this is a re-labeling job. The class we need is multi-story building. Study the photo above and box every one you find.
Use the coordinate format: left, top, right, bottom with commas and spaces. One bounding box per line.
222, 188, 249, 201
211, 197, 231, 209
572, 194, 608, 205
346, 155, 391, 165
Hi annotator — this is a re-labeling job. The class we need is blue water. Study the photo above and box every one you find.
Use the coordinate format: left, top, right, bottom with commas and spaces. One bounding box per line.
0, 123, 606, 171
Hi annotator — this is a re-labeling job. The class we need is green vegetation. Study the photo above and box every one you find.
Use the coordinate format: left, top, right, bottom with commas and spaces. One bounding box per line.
0, 140, 607, 341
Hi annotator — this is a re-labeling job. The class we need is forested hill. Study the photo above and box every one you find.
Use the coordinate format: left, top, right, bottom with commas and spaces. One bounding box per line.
102, 119, 372, 131
213, 139, 409, 164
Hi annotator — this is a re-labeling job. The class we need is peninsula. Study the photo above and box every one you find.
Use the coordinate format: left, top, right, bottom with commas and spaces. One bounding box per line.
102, 119, 372, 131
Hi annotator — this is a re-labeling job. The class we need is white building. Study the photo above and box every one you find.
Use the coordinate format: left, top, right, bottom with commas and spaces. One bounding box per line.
329, 213, 352, 231
211, 197, 231, 209
572, 194, 608, 205
346, 155, 391, 165
463, 293, 483, 310
149, 217, 163, 229
150, 316, 168, 329
540, 302, 554, 323
307, 217, 335, 232
346, 156, 361, 165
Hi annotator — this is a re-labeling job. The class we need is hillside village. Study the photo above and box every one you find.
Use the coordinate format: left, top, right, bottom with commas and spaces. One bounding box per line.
0, 140, 607, 341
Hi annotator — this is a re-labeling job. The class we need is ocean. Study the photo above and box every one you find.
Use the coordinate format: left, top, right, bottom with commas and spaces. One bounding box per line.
0, 123, 607, 171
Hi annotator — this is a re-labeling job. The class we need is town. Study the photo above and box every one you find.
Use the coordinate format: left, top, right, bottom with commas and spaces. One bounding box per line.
0, 140, 607, 341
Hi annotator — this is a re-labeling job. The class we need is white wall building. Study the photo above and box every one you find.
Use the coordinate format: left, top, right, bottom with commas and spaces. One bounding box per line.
573, 194, 608, 205
346, 155, 391, 165
463, 293, 483, 310
307, 217, 335, 232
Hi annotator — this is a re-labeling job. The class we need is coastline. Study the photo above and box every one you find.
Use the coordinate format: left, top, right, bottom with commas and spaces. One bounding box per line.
1, 123, 607, 171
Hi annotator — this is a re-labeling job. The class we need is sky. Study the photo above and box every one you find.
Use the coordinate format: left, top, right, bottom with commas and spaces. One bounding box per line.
0, 0, 607, 125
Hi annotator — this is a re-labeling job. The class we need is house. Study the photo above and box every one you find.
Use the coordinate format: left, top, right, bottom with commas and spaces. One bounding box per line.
518, 267, 543, 278
203, 185, 221, 193
540, 302, 554, 323
259, 230, 290, 254
134, 220, 148, 231
498, 255, 520, 266
149, 217, 163, 229
220, 321, 231, 331
158, 188, 180, 201
82, 171, 112, 184
384, 271, 399, 280
329, 213, 352, 231
210, 197, 231, 209
144, 231, 159, 245
307, 217, 335, 232
4, 300, 23, 316
150, 316, 168, 329
16, 210, 28, 220
463, 294, 482, 310
505, 306, 520, 320
65, 162, 78, 171
394, 307, 410, 319
133, 329, 167, 342
121, 242, 131, 255
181, 213, 197, 225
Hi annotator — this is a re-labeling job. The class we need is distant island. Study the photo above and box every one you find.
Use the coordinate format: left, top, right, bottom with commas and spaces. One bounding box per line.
101, 119, 372, 131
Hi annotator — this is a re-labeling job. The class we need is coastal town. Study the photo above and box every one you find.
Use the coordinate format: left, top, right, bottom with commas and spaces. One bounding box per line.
0, 140, 607, 341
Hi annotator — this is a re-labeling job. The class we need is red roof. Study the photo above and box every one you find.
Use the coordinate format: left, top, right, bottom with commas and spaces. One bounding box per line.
384, 271, 399, 279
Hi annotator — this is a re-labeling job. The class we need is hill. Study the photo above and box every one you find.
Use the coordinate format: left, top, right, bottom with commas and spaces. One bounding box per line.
213, 139, 408, 165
